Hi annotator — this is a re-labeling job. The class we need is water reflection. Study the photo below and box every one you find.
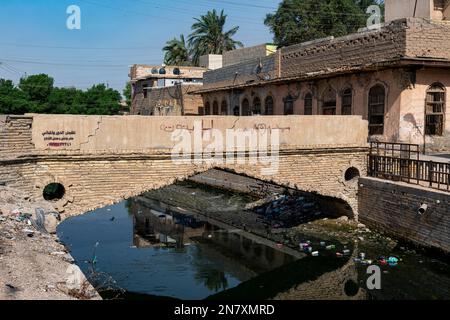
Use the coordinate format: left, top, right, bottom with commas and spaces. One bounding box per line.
58, 194, 298, 300
59, 180, 450, 300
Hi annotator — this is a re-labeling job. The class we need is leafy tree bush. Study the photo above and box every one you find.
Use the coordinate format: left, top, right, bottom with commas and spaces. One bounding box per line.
0, 74, 124, 115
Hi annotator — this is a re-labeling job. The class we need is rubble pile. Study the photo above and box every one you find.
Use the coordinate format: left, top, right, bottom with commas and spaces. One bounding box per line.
249, 194, 324, 228
0, 186, 100, 300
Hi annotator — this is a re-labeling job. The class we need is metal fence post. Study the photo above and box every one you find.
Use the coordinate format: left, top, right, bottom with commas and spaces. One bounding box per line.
429, 160, 433, 187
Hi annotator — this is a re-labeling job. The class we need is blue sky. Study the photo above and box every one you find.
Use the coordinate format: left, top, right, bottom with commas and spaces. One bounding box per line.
0, 0, 277, 92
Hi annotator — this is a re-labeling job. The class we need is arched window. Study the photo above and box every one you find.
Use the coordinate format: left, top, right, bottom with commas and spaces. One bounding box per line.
341, 88, 352, 115
221, 100, 228, 115
213, 101, 219, 115
322, 88, 336, 115
252, 97, 262, 115
204, 101, 211, 115
242, 98, 250, 116
284, 95, 294, 115
304, 93, 313, 115
265, 96, 274, 115
368, 85, 386, 135
425, 83, 446, 136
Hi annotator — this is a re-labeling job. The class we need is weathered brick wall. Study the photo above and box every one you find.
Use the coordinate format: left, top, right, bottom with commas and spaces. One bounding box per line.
1, 115, 368, 219
203, 55, 276, 89
223, 44, 275, 67
131, 85, 203, 116
279, 18, 450, 79
405, 19, 450, 59
1, 149, 367, 220
359, 177, 450, 252
0, 115, 34, 157
280, 21, 407, 79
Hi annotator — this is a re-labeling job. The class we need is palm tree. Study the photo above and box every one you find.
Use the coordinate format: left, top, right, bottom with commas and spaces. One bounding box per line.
188, 9, 243, 65
163, 34, 192, 66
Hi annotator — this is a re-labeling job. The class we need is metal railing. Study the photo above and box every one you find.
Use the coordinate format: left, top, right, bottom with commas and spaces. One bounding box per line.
368, 142, 450, 191
369, 142, 420, 160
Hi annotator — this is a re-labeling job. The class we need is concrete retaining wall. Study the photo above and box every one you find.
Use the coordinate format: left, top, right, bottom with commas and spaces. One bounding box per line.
358, 177, 450, 253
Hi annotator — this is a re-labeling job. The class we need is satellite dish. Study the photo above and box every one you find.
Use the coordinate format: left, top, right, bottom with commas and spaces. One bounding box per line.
173, 68, 181, 75
159, 67, 166, 75
151, 68, 158, 74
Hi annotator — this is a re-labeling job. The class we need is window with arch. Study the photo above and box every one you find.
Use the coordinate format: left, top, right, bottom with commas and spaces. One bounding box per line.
221, 100, 228, 115
284, 95, 294, 115
322, 88, 336, 115
265, 96, 274, 115
242, 98, 250, 116
368, 85, 386, 135
425, 83, 446, 136
252, 97, 262, 115
304, 93, 313, 115
204, 101, 211, 115
212, 101, 219, 115
341, 88, 353, 115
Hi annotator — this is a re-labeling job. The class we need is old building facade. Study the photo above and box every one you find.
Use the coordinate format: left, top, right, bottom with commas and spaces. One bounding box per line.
197, 1, 450, 152
130, 65, 206, 116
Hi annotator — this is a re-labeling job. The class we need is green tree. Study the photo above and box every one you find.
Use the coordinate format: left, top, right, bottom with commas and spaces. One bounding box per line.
123, 82, 132, 110
163, 34, 192, 66
19, 74, 54, 103
0, 79, 36, 114
264, 0, 384, 47
0, 75, 123, 116
83, 84, 121, 115
188, 9, 243, 65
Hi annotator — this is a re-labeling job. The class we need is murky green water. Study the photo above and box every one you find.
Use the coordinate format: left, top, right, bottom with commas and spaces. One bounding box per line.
58, 181, 450, 300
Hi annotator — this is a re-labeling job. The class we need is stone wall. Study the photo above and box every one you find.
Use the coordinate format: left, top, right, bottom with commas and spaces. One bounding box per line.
131, 84, 203, 116
1, 149, 367, 220
223, 44, 276, 67
202, 55, 276, 91
0, 115, 34, 157
0, 115, 368, 220
359, 177, 450, 253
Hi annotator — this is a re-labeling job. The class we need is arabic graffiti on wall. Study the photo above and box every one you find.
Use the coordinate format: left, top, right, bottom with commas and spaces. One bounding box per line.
160, 120, 291, 134
42, 130, 76, 148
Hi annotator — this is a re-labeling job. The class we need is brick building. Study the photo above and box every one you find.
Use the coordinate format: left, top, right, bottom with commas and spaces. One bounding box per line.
196, 0, 450, 152
130, 65, 206, 116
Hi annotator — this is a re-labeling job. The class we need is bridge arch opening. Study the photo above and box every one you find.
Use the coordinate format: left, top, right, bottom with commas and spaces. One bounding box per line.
344, 167, 360, 182
43, 183, 65, 201
344, 279, 360, 297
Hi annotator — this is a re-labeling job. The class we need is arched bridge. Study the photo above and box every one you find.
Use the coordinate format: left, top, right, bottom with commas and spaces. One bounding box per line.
0, 114, 368, 219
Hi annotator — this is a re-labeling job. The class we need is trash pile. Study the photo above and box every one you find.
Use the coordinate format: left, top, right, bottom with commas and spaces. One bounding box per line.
299, 240, 351, 258
0, 207, 61, 235
250, 194, 324, 228
299, 240, 401, 268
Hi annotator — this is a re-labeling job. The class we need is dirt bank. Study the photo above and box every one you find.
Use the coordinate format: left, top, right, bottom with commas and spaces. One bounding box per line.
0, 186, 100, 300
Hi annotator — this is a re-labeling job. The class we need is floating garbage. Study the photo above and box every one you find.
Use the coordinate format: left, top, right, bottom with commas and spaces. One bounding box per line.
299, 243, 310, 250
336, 252, 344, 258
311, 251, 319, 257
326, 245, 336, 250
388, 256, 399, 267
320, 241, 326, 247
360, 253, 366, 260
343, 249, 351, 255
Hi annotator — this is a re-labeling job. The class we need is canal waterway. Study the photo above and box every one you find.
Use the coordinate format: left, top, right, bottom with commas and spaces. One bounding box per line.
58, 180, 450, 300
